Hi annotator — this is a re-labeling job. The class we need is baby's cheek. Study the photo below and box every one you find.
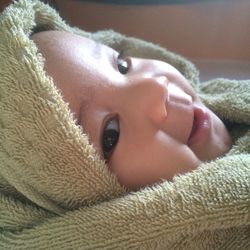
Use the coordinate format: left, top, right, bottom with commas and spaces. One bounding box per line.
109, 132, 201, 190
150, 132, 201, 180
167, 145, 201, 179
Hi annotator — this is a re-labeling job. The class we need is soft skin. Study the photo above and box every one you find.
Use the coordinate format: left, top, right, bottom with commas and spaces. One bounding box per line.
31, 31, 232, 190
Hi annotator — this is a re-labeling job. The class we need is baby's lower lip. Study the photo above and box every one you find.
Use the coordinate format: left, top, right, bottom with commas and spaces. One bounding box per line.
187, 105, 211, 146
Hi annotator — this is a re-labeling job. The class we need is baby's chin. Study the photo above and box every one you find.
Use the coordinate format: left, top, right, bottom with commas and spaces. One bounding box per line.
190, 108, 232, 162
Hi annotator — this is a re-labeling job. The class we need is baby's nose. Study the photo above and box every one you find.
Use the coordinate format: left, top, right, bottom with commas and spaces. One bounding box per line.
126, 75, 169, 126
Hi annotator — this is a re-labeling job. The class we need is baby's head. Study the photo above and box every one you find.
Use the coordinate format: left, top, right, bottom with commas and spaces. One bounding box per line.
31, 30, 232, 190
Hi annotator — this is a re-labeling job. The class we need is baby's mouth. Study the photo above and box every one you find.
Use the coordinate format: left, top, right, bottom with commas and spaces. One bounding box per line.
189, 115, 197, 141
187, 105, 211, 146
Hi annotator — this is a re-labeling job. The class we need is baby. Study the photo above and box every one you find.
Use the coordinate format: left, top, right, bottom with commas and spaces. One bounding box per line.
31, 30, 232, 190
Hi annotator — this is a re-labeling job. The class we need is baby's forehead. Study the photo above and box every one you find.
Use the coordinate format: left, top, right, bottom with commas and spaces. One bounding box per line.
31, 30, 113, 57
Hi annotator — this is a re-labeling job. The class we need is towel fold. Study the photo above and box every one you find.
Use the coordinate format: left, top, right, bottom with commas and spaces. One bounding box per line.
0, 1, 249, 249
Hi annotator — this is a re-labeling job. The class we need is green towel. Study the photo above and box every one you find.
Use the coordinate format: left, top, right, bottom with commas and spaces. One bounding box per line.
0, 0, 249, 249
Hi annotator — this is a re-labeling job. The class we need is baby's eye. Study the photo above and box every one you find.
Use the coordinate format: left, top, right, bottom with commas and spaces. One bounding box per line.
117, 51, 130, 75
102, 117, 120, 160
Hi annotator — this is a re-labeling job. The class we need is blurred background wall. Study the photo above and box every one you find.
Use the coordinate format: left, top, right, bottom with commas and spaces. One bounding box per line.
54, 0, 250, 61
1, 0, 250, 81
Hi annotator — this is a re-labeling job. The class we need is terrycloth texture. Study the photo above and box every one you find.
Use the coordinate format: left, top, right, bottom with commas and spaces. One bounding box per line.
0, 0, 249, 249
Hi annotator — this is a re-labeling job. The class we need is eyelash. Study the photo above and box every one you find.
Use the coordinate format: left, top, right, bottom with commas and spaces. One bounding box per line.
117, 50, 130, 75
102, 115, 120, 161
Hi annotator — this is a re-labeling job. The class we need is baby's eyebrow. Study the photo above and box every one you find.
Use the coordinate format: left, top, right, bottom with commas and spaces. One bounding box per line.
78, 86, 94, 128
90, 40, 116, 64
91, 41, 103, 60
78, 87, 103, 157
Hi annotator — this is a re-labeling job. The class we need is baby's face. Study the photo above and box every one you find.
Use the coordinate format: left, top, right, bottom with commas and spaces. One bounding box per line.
31, 31, 232, 190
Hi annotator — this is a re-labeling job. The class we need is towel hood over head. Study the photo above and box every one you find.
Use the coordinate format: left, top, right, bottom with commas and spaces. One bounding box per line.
0, 0, 200, 214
